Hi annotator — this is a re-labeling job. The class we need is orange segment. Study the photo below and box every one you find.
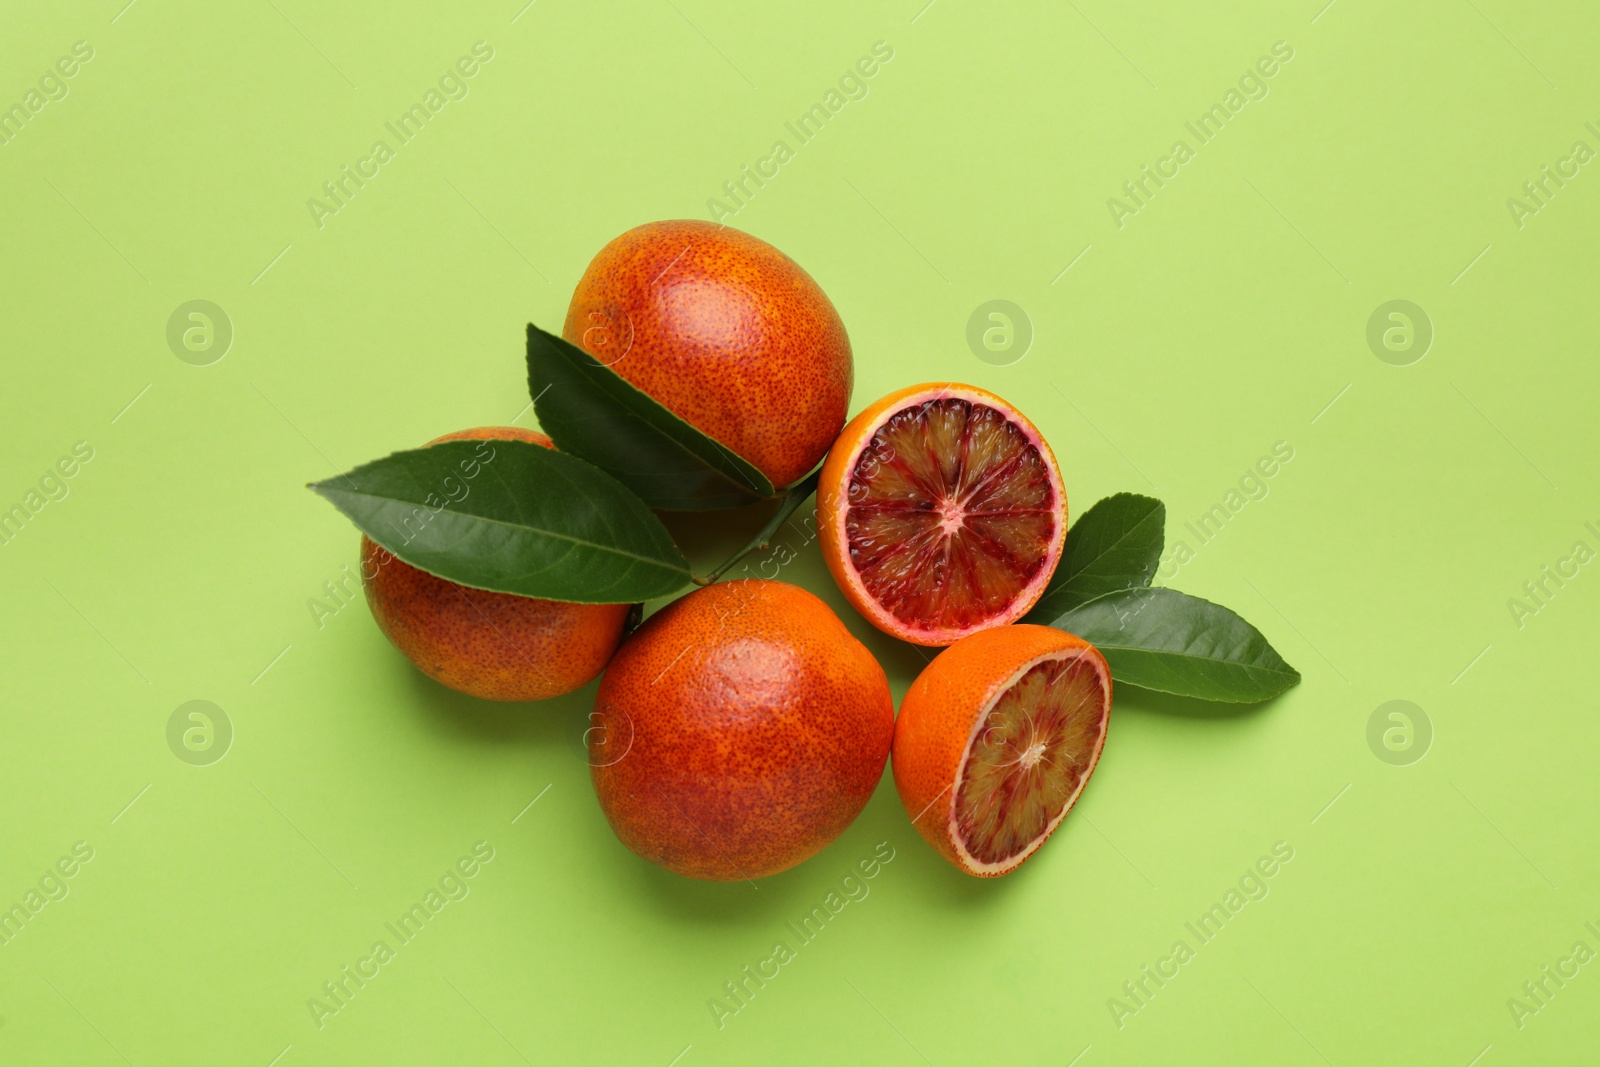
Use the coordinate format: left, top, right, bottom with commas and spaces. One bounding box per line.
892, 625, 1111, 877
819, 384, 1067, 646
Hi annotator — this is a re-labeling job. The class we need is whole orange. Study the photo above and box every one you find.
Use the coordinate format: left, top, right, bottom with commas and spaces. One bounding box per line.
361, 426, 631, 702
893, 624, 1111, 877
563, 220, 852, 489
589, 579, 893, 881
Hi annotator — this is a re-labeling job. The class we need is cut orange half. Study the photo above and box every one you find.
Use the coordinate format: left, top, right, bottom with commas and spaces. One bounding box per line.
818, 383, 1066, 646
892, 625, 1111, 877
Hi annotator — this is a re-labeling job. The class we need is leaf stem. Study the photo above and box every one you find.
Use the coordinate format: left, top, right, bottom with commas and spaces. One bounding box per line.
691, 468, 823, 586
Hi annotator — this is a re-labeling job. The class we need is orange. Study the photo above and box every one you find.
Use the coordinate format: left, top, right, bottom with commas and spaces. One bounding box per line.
563, 220, 852, 489
818, 382, 1067, 646
589, 579, 893, 881
892, 624, 1111, 877
361, 426, 630, 702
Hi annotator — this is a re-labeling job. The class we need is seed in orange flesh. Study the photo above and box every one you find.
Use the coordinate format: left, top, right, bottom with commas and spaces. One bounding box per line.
589, 579, 894, 881
818, 383, 1067, 646
361, 427, 631, 702
892, 624, 1111, 877
564, 220, 852, 489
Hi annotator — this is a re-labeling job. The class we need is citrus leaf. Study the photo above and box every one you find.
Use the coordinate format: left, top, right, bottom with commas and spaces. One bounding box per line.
310, 439, 692, 603
1028, 493, 1165, 621
1041, 587, 1300, 703
526, 323, 775, 510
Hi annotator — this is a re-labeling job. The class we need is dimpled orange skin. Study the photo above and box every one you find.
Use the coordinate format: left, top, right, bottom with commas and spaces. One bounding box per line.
563, 220, 852, 489
590, 580, 894, 881
892, 625, 1109, 876
818, 381, 1067, 645
361, 427, 631, 702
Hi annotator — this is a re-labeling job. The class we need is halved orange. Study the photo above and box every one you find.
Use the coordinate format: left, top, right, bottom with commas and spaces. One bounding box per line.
892, 625, 1111, 877
817, 383, 1067, 646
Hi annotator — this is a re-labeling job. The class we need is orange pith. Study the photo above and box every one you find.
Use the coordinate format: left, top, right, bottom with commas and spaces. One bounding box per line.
892, 625, 1110, 877
819, 384, 1066, 646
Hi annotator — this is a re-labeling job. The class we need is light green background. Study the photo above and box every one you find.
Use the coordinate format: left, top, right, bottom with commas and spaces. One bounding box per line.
2, 1, 1596, 1063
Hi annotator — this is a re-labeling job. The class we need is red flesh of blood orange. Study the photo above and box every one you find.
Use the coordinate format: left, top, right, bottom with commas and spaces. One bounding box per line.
819, 383, 1067, 646
892, 625, 1112, 877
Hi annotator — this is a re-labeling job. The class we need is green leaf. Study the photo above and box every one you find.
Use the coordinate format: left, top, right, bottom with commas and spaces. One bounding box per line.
1041, 587, 1301, 703
310, 439, 693, 603
1028, 493, 1166, 621
526, 323, 776, 510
